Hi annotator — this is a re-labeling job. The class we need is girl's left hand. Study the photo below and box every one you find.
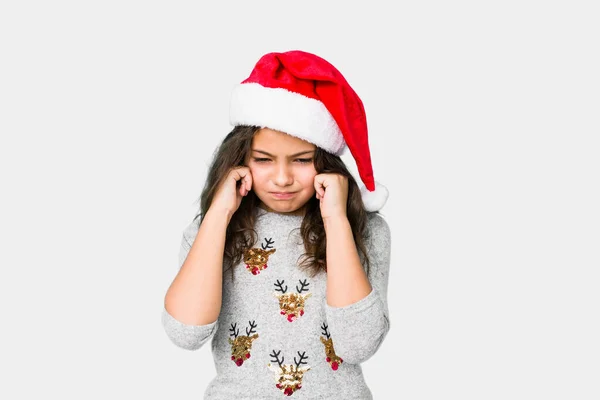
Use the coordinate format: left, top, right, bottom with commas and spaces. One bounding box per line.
314, 173, 348, 220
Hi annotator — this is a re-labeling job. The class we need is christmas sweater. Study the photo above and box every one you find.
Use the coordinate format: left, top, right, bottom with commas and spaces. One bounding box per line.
162, 207, 391, 399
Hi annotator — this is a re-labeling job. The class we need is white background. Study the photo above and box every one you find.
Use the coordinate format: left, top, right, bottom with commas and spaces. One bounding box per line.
1, 1, 598, 399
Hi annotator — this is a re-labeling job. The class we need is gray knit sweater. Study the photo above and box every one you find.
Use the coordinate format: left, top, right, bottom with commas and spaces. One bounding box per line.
162, 208, 391, 399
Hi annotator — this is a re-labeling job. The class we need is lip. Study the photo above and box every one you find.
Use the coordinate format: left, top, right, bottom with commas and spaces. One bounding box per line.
270, 191, 297, 199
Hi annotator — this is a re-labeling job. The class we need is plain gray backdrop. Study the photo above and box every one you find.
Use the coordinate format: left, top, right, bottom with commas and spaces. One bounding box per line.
1, 1, 598, 399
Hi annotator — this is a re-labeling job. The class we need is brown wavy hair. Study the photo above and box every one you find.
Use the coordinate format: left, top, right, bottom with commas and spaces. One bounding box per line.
193, 125, 376, 281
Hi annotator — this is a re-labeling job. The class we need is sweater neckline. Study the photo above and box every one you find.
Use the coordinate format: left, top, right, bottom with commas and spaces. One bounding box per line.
256, 207, 305, 221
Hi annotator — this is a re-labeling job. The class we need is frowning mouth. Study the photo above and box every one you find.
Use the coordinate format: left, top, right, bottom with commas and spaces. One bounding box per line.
270, 192, 297, 199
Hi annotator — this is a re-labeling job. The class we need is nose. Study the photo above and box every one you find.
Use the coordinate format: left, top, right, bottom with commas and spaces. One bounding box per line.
273, 162, 294, 187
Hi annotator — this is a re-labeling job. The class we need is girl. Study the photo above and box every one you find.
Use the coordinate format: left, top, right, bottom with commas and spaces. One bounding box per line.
162, 50, 391, 399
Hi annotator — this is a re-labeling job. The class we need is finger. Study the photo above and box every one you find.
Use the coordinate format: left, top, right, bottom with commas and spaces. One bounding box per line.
245, 171, 252, 191
231, 166, 249, 182
314, 177, 325, 197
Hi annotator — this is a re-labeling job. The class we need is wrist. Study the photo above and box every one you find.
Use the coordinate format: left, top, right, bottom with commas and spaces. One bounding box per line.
322, 214, 350, 231
205, 207, 234, 225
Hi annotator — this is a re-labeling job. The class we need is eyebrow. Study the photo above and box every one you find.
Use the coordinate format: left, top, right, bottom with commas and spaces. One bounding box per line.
252, 149, 315, 157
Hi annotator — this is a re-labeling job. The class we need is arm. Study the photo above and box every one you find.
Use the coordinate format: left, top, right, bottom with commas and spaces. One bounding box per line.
161, 208, 231, 351
324, 213, 392, 364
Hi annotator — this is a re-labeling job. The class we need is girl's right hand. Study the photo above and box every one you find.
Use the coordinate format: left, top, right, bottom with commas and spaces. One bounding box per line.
209, 166, 253, 217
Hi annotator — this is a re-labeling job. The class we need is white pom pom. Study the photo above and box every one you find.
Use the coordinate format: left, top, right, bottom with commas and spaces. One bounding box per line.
360, 181, 389, 212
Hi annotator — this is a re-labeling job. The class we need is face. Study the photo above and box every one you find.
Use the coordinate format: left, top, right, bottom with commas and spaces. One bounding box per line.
245, 128, 317, 215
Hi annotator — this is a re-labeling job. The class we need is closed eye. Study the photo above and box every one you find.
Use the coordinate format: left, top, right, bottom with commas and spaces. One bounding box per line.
252, 158, 313, 164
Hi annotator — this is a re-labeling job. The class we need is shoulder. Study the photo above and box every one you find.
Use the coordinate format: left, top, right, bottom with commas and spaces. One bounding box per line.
365, 212, 391, 248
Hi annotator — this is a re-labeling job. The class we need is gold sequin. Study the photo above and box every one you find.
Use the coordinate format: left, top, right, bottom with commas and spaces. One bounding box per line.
273, 279, 312, 322
320, 322, 343, 370
243, 237, 276, 275
268, 350, 311, 396
228, 321, 259, 367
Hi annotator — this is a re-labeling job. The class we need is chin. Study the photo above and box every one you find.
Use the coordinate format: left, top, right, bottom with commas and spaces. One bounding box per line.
265, 202, 300, 212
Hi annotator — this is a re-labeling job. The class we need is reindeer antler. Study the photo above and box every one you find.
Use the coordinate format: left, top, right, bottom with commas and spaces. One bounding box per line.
274, 279, 288, 293
229, 322, 239, 339
320, 322, 331, 340
296, 279, 310, 293
261, 237, 275, 250
246, 320, 258, 336
294, 351, 309, 368
269, 349, 284, 367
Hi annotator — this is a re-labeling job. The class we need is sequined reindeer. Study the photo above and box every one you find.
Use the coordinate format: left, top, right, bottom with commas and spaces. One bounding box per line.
273, 279, 312, 322
243, 237, 276, 275
320, 322, 344, 370
267, 349, 311, 396
228, 320, 259, 366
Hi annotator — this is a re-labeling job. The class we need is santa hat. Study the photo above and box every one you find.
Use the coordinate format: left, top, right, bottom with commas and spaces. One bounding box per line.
229, 50, 388, 212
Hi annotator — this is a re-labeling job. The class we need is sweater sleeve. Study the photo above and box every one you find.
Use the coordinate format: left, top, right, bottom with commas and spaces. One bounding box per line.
324, 213, 392, 364
161, 216, 219, 351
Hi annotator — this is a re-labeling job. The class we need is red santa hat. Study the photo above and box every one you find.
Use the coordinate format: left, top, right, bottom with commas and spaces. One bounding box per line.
229, 50, 388, 212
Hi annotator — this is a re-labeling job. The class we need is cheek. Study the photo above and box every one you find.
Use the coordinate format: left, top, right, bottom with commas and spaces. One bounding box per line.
248, 167, 268, 188
299, 170, 317, 190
